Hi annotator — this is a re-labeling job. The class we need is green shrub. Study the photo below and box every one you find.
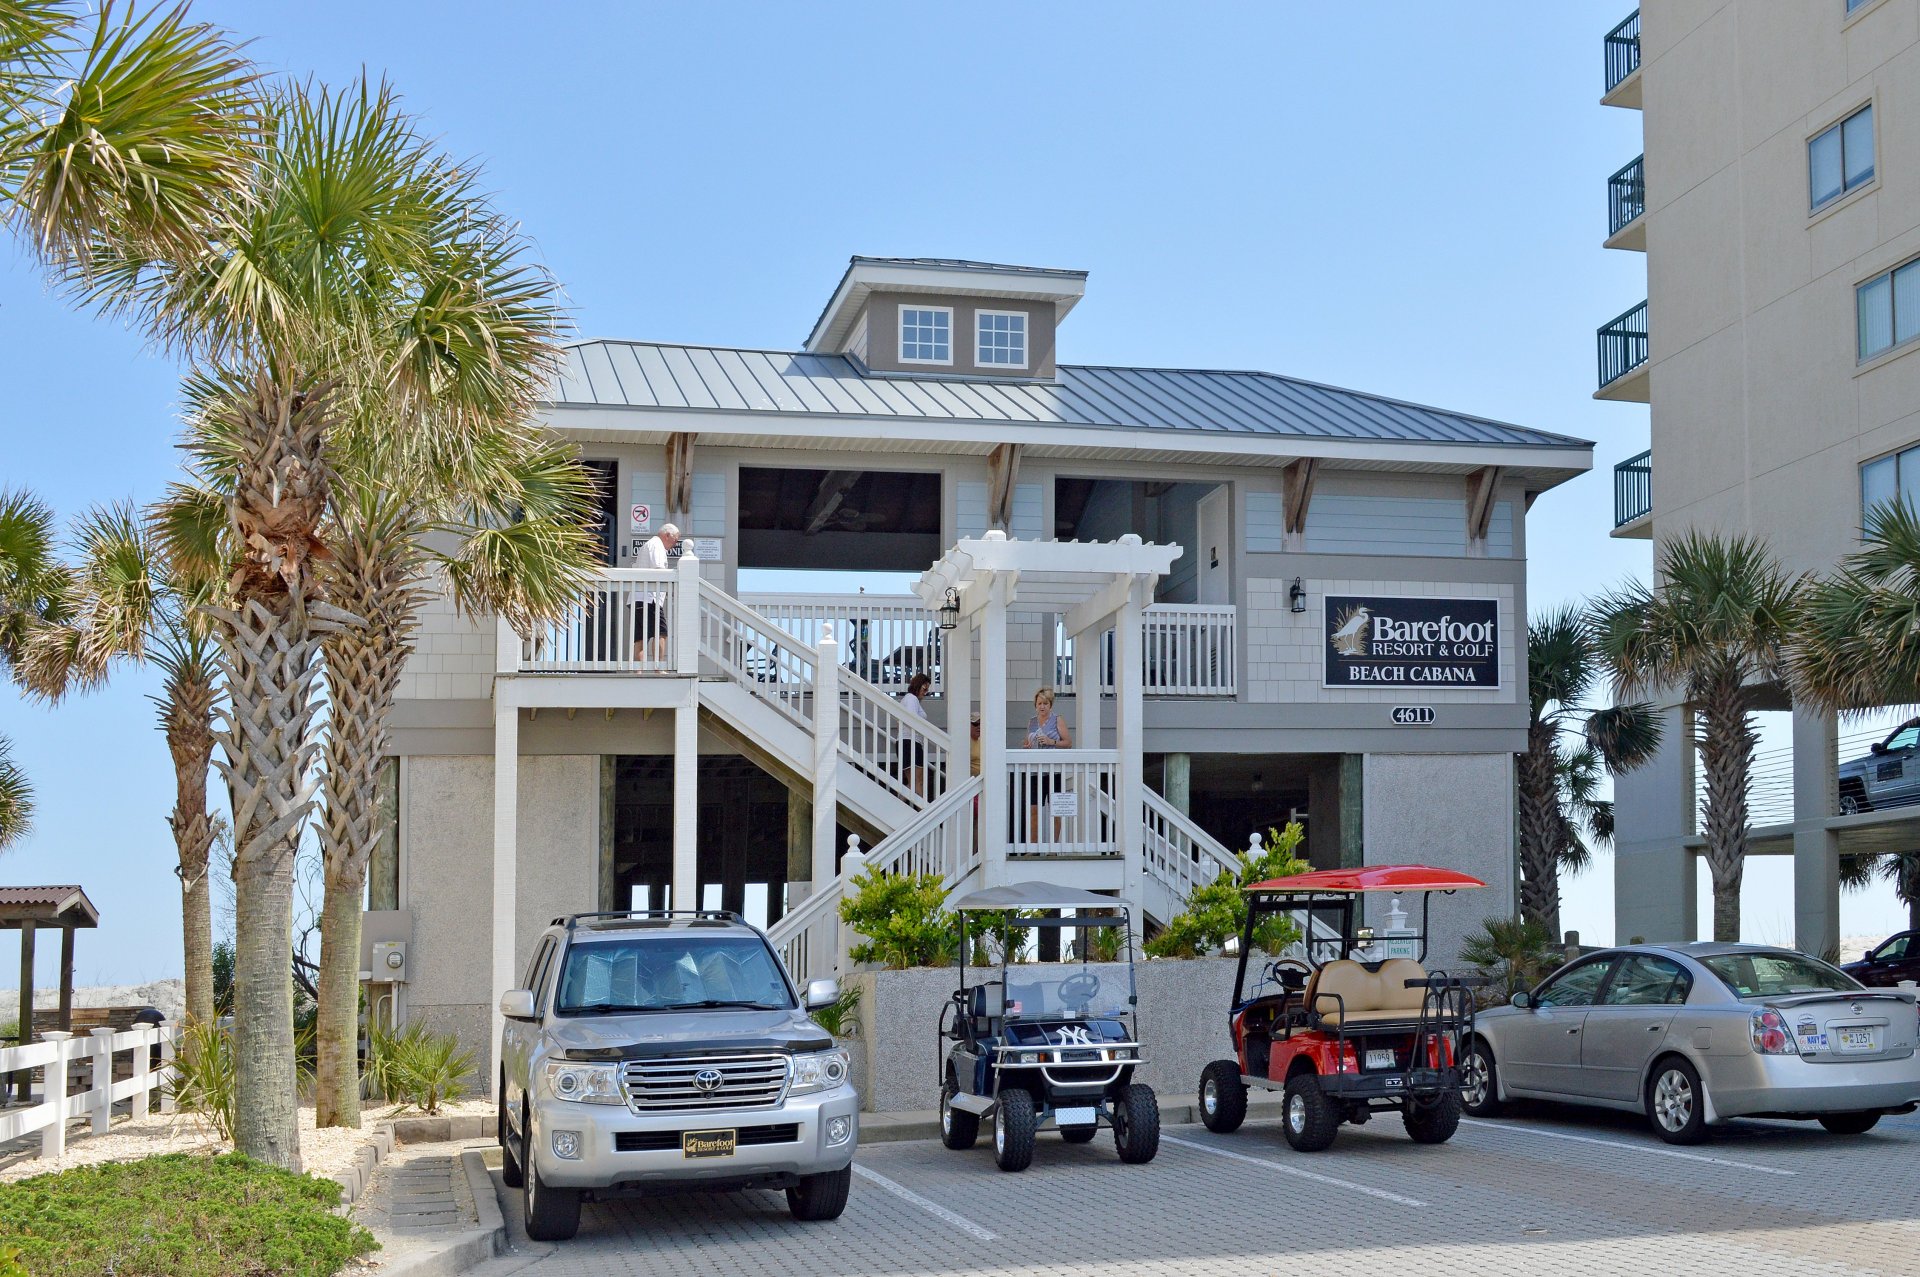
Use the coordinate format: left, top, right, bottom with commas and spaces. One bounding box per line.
1079, 920, 1127, 963
1460, 915, 1558, 1004
1146, 822, 1310, 958
366, 1021, 475, 1115
0, 1153, 377, 1276
808, 982, 863, 1037
166, 1019, 238, 1142
838, 868, 959, 969
963, 908, 1040, 966
0, 1241, 25, 1277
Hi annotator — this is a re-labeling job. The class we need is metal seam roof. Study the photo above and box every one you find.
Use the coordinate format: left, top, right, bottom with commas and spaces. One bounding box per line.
549, 340, 1590, 452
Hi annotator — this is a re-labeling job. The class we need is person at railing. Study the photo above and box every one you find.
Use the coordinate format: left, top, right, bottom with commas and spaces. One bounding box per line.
635, 523, 680, 663
1023, 687, 1072, 844
900, 672, 933, 798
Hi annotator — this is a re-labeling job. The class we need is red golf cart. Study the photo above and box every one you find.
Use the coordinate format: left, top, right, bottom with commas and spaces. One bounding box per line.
1196, 865, 1487, 1152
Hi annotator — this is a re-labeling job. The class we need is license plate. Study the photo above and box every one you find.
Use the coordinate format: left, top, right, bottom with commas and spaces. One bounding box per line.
1365, 1049, 1397, 1071
682, 1129, 736, 1158
1055, 1106, 1097, 1127
1837, 1027, 1876, 1053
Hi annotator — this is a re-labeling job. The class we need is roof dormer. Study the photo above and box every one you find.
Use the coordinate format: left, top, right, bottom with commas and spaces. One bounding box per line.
805, 257, 1086, 379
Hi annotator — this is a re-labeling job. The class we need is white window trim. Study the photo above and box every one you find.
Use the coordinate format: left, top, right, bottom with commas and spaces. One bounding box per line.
897, 304, 954, 366
1808, 100, 1876, 214
1856, 253, 1920, 366
973, 309, 1030, 370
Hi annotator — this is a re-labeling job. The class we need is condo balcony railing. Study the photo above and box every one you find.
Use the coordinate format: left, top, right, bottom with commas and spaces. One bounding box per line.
1604, 10, 1641, 94
1608, 155, 1645, 236
1614, 449, 1652, 528
1597, 300, 1650, 390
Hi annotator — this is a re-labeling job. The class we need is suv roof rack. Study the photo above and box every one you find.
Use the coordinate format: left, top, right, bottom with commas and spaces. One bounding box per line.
552, 909, 744, 930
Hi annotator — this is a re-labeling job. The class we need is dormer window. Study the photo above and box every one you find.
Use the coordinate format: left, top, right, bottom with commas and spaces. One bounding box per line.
899, 306, 952, 364
976, 311, 1028, 368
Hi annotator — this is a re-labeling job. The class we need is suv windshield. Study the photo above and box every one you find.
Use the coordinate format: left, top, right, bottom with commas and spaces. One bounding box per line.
555, 933, 794, 1014
1700, 952, 1861, 999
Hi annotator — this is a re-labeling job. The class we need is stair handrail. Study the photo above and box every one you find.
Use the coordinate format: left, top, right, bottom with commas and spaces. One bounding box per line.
695, 582, 819, 731
833, 663, 952, 809
1140, 787, 1240, 903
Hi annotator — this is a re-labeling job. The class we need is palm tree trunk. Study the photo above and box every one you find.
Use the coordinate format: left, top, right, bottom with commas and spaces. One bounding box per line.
164, 669, 219, 1028
1516, 721, 1564, 935
1696, 673, 1756, 943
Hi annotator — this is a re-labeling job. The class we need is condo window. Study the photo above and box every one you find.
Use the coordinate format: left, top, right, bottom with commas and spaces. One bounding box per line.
898, 306, 951, 364
1857, 257, 1920, 361
1859, 443, 1920, 528
975, 311, 1028, 368
1809, 105, 1874, 210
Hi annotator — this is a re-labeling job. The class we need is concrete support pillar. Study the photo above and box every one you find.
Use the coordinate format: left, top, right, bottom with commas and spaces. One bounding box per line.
1792, 704, 1841, 959
1613, 699, 1697, 943
1164, 753, 1191, 815
979, 580, 1009, 884
672, 701, 699, 911
490, 700, 518, 1049
1338, 755, 1364, 870
598, 756, 618, 911
786, 787, 814, 897
812, 636, 840, 886
1073, 628, 1099, 747
1115, 582, 1146, 888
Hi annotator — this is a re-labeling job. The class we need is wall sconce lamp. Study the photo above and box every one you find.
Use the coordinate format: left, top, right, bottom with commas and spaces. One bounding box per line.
937, 587, 961, 631
1288, 577, 1306, 614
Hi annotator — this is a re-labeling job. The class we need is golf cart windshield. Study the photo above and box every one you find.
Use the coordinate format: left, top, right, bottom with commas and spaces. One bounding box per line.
1000, 962, 1133, 1022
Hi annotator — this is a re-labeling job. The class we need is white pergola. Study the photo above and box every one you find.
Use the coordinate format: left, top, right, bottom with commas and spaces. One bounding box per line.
916, 532, 1180, 888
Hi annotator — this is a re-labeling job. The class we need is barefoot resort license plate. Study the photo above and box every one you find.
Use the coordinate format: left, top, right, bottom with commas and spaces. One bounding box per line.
683, 1129, 737, 1158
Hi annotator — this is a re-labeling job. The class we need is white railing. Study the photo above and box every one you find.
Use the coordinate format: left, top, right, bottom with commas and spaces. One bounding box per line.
838, 668, 951, 808
0, 1024, 176, 1158
1054, 604, 1237, 697
769, 776, 984, 982
1008, 749, 1119, 856
518, 569, 679, 673
741, 594, 941, 692
1141, 788, 1241, 903
697, 585, 818, 728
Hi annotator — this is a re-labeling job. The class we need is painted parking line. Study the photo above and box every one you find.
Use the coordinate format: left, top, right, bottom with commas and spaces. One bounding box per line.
851, 1164, 999, 1241
1160, 1135, 1428, 1207
1458, 1119, 1796, 1176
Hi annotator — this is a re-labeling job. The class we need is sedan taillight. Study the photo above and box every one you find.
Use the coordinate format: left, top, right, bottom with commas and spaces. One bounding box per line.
1750, 1008, 1796, 1055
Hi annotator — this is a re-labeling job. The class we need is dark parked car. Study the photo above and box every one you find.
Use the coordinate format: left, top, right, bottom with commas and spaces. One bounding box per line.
1842, 932, 1920, 988
1837, 718, 1920, 813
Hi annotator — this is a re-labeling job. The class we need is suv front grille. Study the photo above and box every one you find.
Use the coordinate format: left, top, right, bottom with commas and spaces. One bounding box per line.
622, 1053, 790, 1111
614, 1123, 800, 1152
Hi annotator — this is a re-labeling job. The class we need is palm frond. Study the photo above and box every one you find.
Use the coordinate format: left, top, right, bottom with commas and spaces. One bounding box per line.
1584, 701, 1663, 771
0, 731, 32, 851
1792, 499, 1920, 712
1528, 604, 1593, 722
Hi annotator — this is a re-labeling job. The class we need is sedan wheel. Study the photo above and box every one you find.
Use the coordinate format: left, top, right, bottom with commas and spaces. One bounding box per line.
1646, 1058, 1707, 1145
1460, 1042, 1503, 1118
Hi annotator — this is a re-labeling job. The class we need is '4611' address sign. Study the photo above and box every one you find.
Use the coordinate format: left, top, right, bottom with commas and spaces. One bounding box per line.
1323, 595, 1499, 689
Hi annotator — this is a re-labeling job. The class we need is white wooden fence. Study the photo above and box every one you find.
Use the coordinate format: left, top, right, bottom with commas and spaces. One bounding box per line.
0, 1024, 176, 1160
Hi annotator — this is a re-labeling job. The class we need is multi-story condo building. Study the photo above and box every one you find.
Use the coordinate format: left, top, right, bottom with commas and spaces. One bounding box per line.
1601, 3, 1920, 953
363, 256, 1592, 1072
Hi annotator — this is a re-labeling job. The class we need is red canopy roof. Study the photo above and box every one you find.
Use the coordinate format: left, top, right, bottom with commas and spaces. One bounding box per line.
1244, 865, 1486, 894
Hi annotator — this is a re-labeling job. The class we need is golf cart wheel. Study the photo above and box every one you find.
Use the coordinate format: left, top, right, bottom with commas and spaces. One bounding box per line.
1112, 1083, 1161, 1164
993, 1089, 1037, 1172
1403, 1088, 1463, 1144
523, 1155, 582, 1242
1817, 1111, 1881, 1135
1460, 1040, 1503, 1118
1199, 1059, 1248, 1134
1281, 1073, 1340, 1152
787, 1165, 852, 1221
499, 1081, 524, 1188
940, 1080, 979, 1151
1061, 1125, 1098, 1144
1646, 1057, 1708, 1145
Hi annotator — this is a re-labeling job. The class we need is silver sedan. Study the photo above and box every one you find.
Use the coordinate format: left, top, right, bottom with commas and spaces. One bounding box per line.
1462, 943, 1920, 1143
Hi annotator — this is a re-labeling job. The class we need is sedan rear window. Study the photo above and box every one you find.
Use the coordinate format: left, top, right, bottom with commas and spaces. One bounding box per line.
556, 933, 794, 1014
1699, 953, 1861, 999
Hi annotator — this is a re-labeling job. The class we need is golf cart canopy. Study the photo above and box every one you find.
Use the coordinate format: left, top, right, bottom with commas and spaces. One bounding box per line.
952, 882, 1128, 922
1244, 866, 1487, 896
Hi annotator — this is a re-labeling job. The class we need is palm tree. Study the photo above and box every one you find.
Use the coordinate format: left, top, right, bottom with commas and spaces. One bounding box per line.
18, 495, 225, 1026
1841, 853, 1920, 934
1590, 532, 1801, 942
0, 487, 75, 850
311, 427, 593, 1128
1460, 915, 1558, 1003
1518, 606, 1661, 937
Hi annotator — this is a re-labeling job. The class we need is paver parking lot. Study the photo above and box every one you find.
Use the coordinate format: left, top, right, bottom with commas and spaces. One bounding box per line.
469, 1105, 1920, 1275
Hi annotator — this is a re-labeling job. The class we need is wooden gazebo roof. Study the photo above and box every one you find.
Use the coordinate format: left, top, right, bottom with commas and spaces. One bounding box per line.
0, 885, 100, 929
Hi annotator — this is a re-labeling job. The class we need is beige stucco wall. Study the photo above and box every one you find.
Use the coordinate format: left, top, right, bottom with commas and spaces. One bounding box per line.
1361, 752, 1515, 967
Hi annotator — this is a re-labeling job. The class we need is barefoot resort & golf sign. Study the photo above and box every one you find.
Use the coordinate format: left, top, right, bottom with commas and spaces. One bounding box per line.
1323, 595, 1500, 689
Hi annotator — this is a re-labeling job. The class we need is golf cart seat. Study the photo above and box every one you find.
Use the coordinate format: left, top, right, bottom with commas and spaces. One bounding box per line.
967, 981, 1006, 1034
1307, 958, 1430, 1028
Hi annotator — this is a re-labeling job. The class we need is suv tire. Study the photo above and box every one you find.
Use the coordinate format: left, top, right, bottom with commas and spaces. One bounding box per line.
993, 1089, 1037, 1172
1646, 1057, 1708, 1145
1403, 1088, 1463, 1144
940, 1079, 979, 1150
1460, 1040, 1503, 1118
1112, 1082, 1160, 1164
499, 1087, 524, 1189
523, 1156, 582, 1242
787, 1165, 852, 1221
1817, 1111, 1881, 1135
1281, 1073, 1340, 1152
1199, 1059, 1247, 1133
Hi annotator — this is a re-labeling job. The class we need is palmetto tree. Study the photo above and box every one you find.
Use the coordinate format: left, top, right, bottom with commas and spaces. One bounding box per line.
1518, 607, 1661, 937
1591, 532, 1801, 942
310, 428, 593, 1128
0, 487, 74, 850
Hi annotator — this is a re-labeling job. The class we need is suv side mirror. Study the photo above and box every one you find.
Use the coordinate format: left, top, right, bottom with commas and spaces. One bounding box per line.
1871, 741, 1888, 754
1510, 990, 1534, 1010
499, 988, 537, 1020
804, 978, 841, 1011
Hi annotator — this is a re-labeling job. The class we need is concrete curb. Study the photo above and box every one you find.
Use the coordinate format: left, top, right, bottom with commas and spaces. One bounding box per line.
330, 1112, 488, 1206
366, 1150, 506, 1277
859, 1096, 1289, 1143
328, 1120, 396, 1206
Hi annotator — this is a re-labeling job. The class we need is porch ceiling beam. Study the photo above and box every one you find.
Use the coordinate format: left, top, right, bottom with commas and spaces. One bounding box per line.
1282, 458, 1317, 535
665, 432, 697, 517
1064, 572, 1154, 638
1466, 465, 1505, 541
987, 442, 1023, 531
802, 469, 863, 535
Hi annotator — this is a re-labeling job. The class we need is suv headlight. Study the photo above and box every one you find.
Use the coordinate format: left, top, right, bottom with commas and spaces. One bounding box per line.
789, 1048, 850, 1095
544, 1059, 624, 1105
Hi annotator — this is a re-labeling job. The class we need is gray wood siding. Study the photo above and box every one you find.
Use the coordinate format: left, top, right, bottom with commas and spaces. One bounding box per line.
1304, 494, 1471, 558
1246, 490, 1287, 553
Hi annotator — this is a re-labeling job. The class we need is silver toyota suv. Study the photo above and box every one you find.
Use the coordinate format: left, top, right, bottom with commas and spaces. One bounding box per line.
497, 911, 857, 1240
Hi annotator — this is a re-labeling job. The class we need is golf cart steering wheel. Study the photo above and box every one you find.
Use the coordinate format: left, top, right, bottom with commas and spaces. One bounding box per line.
1059, 971, 1102, 1010
1264, 957, 1312, 993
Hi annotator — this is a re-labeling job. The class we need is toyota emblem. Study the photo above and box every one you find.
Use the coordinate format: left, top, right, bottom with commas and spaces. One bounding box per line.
693, 1068, 724, 1093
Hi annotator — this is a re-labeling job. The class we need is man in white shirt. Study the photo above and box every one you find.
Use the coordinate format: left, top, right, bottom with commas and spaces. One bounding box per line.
636, 523, 679, 661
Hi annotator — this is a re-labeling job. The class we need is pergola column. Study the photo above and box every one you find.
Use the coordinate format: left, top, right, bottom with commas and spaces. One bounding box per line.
1072, 628, 1099, 747
978, 578, 1009, 886
945, 612, 972, 780
1114, 579, 1147, 892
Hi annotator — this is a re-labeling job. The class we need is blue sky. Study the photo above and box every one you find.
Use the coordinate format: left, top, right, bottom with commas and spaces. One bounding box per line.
0, 3, 1902, 983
